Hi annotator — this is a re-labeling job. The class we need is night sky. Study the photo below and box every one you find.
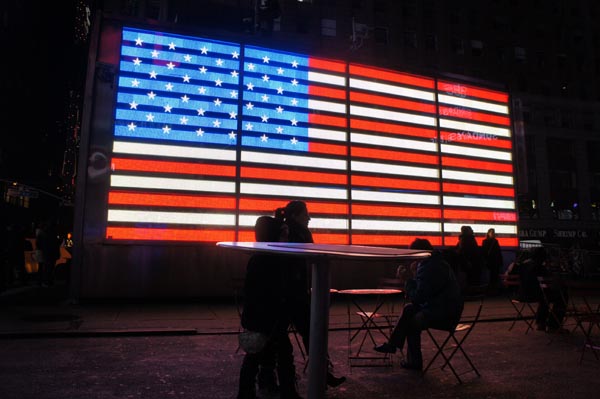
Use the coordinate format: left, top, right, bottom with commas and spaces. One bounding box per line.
1, 1, 83, 189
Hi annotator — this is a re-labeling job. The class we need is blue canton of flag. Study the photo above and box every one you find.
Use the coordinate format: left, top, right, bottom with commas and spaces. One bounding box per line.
241, 46, 310, 152
115, 28, 242, 147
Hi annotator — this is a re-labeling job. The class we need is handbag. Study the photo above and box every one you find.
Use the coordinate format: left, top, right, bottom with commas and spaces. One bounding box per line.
238, 330, 269, 354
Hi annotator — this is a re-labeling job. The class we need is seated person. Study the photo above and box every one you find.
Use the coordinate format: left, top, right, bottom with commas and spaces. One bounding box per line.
505, 247, 567, 332
374, 238, 464, 370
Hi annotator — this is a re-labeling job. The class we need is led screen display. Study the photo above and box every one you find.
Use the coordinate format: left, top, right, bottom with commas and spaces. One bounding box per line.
106, 27, 518, 247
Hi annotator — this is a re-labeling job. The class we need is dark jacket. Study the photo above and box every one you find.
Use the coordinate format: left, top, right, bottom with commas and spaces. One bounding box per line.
284, 218, 312, 297
405, 251, 464, 330
241, 254, 290, 335
482, 237, 503, 271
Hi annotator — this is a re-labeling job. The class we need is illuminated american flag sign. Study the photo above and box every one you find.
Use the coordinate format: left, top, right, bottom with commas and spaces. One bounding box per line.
106, 27, 518, 247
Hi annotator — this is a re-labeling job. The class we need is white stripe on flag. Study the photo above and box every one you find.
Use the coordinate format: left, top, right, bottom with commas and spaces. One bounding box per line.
239, 214, 350, 230
352, 160, 439, 179
437, 94, 509, 114
351, 132, 438, 152
113, 141, 237, 162
241, 150, 347, 170
351, 189, 440, 205
241, 182, 348, 200
107, 210, 236, 225
351, 105, 437, 127
350, 78, 435, 101
443, 196, 515, 209
110, 175, 236, 193
308, 128, 347, 142
439, 119, 510, 137
442, 169, 514, 185
441, 143, 512, 161
444, 223, 517, 235
352, 219, 442, 232
308, 71, 346, 86
308, 99, 346, 114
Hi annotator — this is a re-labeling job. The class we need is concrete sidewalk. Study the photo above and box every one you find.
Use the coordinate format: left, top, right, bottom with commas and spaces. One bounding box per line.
1, 281, 599, 399
1, 281, 519, 337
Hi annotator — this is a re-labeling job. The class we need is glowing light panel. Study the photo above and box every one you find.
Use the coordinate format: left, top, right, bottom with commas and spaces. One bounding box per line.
106, 27, 519, 247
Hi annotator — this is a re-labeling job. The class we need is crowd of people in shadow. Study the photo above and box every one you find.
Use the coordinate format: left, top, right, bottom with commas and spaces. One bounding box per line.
1, 218, 68, 293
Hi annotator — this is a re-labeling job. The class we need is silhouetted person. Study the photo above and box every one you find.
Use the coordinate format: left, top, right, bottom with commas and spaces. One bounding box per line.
237, 216, 301, 399
374, 238, 464, 370
481, 228, 503, 294
35, 219, 60, 287
275, 200, 346, 388
456, 225, 484, 294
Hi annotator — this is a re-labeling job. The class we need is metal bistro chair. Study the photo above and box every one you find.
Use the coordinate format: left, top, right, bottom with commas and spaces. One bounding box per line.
499, 273, 538, 334
337, 288, 404, 368
565, 280, 600, 364
536, 275, 572, 344
422, 295, 484, 384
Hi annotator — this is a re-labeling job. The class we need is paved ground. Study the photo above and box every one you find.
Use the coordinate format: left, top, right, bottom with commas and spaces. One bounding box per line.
1, 280, 599, 399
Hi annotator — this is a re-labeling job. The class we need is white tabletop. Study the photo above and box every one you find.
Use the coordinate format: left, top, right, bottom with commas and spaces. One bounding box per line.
217, 241, 430, 398
217, 241, 431, 260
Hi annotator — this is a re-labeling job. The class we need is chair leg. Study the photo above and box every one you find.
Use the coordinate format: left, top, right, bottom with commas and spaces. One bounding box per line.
423, 329, 480, 384
578, 320, 600, 364
290, 327, 306, 362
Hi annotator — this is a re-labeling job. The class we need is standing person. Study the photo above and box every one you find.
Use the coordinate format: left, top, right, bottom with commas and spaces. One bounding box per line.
35, 219, 60, 287
276, 200, 346, 388
374, 238, 464, 370
481, 228, 503, 295
237, 216, 302, 399
456, 225, 484, 294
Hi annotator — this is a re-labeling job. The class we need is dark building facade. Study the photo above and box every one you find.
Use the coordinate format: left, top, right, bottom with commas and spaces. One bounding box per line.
94, 0, 600, 248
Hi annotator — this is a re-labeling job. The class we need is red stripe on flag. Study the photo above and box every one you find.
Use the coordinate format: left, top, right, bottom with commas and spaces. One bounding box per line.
309, 85, 346, 100
352, 175, 440, 193
440, 131, 512, 149
439, 106, 510, 126
442, 182, 515, 197
106, 227, 236, 242
352, 234, 443, 247
108, 191, 237, 209
240, 166, 347, 185
352, 204, 442, 218
308, 142, 348, 156
350, 64, 435, 89
351, 119, 437, 139
238, 230, 256, 241
497, 237, 519, 247
443, 209, 517, 222
239, 198, 349, 215
309, 58, 347, 73
350, 92, 436, 114
442, 156, 514, 173
352, 146, 439, 165
111, 158, 236, 177
437, 80, 508, 103
312, 233, 349, 244
309, 113, 347, 127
